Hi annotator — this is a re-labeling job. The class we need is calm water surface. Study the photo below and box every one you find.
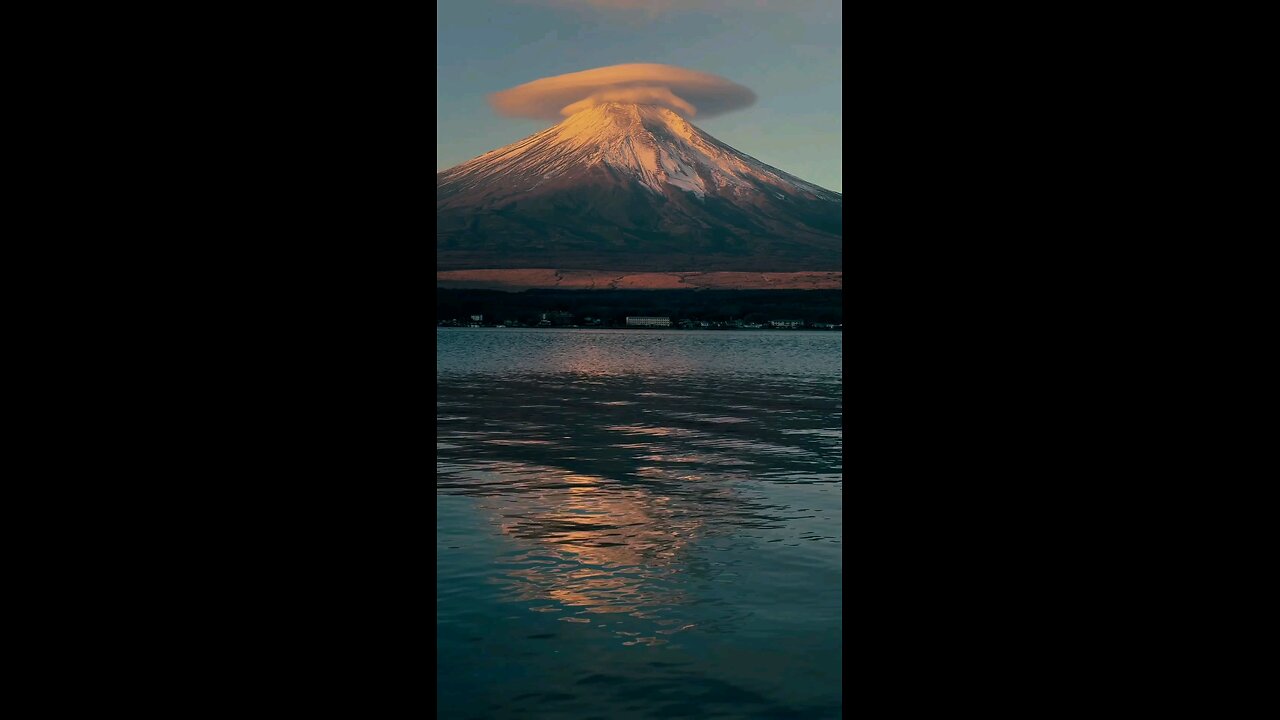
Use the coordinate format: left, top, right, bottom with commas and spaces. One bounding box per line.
438, 329, 842, 719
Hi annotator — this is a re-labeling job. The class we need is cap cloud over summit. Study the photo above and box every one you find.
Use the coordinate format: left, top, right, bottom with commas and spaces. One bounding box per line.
489, 63, 756, 120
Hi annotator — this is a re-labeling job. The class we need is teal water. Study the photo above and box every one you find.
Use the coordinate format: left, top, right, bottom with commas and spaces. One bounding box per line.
437, 329, 842, 719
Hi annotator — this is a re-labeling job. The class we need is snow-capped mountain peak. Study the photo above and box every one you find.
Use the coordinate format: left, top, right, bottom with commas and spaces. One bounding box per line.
437, 102, 841, 274
438, 102, 838, 204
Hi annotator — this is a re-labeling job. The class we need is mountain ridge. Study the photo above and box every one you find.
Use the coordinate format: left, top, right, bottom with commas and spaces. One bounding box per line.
437, 102, 842, 275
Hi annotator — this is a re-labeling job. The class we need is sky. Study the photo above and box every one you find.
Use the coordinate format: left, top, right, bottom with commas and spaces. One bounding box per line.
436, 0, 843, 193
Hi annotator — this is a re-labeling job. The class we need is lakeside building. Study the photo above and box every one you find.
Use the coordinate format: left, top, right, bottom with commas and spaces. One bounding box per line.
539, 311, 574, 326
770, 319, 804, 328
626, 316, 671, 327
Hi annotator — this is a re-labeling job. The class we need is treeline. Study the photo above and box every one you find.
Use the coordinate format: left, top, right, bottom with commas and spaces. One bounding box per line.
436, 289, 842, 325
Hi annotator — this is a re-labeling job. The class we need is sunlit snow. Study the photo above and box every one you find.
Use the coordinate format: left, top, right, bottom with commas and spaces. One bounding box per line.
438, 103, 838, 203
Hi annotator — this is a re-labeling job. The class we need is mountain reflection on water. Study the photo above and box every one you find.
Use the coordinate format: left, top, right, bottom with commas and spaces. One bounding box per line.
438, 329, 841, 720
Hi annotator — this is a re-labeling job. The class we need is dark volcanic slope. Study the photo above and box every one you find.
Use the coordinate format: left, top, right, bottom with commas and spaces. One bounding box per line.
437, 103, 842, 272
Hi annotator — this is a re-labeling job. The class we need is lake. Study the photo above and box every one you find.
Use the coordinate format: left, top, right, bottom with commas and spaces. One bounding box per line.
437, 328, 842, 719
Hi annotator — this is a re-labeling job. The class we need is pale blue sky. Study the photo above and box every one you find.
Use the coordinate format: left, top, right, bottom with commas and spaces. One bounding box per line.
436, 0, 843, 193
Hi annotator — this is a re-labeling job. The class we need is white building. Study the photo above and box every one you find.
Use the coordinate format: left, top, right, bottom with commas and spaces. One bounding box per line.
626, 316, 671, 327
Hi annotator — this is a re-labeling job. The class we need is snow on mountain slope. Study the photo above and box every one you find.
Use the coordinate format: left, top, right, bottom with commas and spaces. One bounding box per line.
438, 103, 839, 205
437, 102, 842, 273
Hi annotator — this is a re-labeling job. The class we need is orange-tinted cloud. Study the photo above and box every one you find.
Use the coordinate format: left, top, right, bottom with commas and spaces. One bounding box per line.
559, 86, 698, 117
489, 63, 756, 120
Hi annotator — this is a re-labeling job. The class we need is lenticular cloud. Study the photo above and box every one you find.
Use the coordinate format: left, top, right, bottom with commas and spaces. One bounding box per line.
488, 63, 756, 120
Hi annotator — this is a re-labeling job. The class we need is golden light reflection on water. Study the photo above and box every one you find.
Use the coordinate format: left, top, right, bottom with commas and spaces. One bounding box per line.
439, 364, 841, 653
437, 332, 844, 717
544, 336, 699, 378
476, 465, 709, 633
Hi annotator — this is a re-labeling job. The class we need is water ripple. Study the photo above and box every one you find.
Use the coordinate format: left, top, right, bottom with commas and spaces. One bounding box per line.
438, 329, 842, 720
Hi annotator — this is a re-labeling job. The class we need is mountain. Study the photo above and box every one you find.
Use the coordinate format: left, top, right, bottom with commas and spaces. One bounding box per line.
437, 103, 841, 274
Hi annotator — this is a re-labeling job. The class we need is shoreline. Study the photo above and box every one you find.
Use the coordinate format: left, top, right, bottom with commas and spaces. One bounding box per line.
436, 269, 843, 291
